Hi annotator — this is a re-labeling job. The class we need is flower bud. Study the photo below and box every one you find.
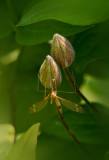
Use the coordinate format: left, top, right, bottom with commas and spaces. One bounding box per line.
51, 33, 75, 68
39, 55, 62, 88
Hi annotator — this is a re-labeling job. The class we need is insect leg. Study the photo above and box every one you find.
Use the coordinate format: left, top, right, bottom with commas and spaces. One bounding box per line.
44, 82, 46, 98
55, 98, 62, 114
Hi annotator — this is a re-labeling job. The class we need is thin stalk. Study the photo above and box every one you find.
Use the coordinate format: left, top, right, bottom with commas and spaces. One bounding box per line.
63, 68, 97, 113
57, 106, 81, 146
57, 106, 96, 160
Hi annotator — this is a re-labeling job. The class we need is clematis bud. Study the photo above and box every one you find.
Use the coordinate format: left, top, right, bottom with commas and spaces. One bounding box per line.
39, 55, 62, 89
51, 33, 75, 68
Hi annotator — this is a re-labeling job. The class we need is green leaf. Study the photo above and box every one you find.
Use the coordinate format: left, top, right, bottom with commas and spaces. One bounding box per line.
17, 0, 109, 26
105, 150, 109, 160
43, 103, 109, 144
6, 123, 40, 160
85, 57, 109, 79
0, 124, 15, 160
71, 21, 109, 75
0, 142, 13, 160
36, 134, 108, 160
0, 124, 15, 143
16, 20, 91, 45
0, 0, 14, 39
81, 75, 109, 108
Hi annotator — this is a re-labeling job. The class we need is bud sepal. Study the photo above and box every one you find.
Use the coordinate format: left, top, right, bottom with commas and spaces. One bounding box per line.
51, 33, 75, 68
39, 55, 62, 89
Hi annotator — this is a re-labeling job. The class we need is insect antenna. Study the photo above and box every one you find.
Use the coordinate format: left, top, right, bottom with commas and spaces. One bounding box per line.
57, 91, 76, 94
44, 82, 47, 98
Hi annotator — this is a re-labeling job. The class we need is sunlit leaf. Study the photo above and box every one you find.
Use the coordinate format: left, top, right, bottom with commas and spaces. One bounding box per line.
6, 123, 40, 160
0, 124, 15, 160
80, 75, 109, 107
0, 124, 15, 143
18, 0, 109, 26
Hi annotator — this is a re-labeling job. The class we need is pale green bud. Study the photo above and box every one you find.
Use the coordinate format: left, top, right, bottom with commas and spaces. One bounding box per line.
39, 55, 62, 89
51, 33, 75, 68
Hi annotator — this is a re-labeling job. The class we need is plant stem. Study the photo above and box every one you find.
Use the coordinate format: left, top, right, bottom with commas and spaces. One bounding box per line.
63, 68, 97, 112
57, 106, 96, 160
57, 106, 81, 146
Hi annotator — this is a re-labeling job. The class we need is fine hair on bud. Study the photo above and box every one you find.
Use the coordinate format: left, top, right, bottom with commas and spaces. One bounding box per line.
51, 33, 75, 68
39, 55, 62, 89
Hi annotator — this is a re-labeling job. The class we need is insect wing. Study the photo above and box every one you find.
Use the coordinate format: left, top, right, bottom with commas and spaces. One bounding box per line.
58, 97, 84, 113
28, 96, 49, 113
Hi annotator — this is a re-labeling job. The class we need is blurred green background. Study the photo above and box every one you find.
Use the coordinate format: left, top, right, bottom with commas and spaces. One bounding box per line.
0, 0, 109, 160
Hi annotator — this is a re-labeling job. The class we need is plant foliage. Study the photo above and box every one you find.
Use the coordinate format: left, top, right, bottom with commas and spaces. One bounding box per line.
0, 0, 109, 160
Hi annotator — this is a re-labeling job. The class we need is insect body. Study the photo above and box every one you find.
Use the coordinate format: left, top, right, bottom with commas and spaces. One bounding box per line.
28, 88, 84, 149
28, 89, 84, 114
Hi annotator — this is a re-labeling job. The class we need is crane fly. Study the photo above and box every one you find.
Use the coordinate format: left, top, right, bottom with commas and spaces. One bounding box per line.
28, 89, 84, 114
28, 78, 88, 156
28, 86, 84, 148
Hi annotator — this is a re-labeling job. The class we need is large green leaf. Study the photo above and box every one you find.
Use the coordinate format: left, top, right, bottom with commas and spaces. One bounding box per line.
17, 0, 109, 26
42, 103, 109, 144
16, 20, 91, 45
70, 21, 109, 77
6, 123, 40, 160
36, 134, 109, 160
84, 57, 109, 79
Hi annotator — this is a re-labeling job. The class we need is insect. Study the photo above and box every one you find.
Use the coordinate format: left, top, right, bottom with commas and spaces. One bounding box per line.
28, 83, 84, 146
28, 86, 84, 114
